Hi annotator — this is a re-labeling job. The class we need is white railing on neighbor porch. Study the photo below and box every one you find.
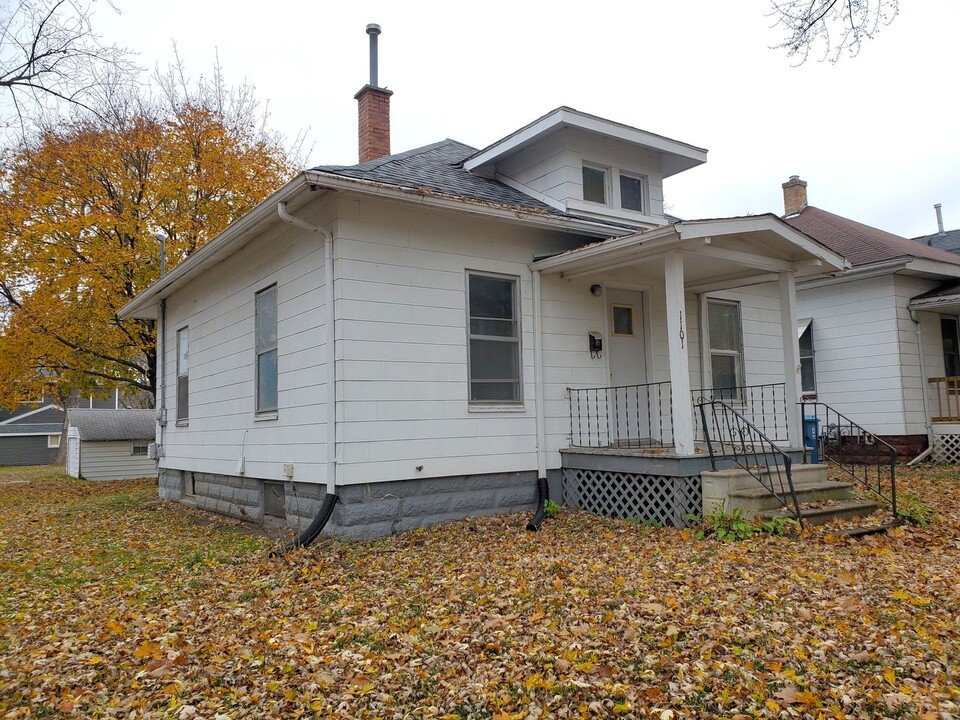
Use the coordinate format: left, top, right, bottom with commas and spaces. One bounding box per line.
568, 381, 789, 450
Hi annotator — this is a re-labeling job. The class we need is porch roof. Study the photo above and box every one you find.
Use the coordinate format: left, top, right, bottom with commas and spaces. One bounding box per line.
530, 214, 850, 290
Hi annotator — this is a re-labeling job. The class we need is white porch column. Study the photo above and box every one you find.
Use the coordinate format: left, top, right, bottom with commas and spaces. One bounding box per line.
779, 270, 802, 448
664, 251, 695, 454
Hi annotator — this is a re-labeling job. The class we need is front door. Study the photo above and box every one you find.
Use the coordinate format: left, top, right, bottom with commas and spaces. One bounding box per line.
606, 289, 649, 446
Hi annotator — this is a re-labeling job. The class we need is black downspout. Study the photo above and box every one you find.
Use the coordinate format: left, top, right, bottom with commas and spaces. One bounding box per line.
271, 492, 338, 556
525, 476, 549, 531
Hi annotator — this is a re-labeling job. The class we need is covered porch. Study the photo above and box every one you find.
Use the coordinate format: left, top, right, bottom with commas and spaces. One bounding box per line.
532, 215, 848, 524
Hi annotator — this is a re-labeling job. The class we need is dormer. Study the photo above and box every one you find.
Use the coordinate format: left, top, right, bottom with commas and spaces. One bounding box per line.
464, 107, 707, 228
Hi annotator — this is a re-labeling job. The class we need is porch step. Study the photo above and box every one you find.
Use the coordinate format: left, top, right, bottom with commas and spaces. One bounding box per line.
755, 499, 879, 526
729, 480, 856, 510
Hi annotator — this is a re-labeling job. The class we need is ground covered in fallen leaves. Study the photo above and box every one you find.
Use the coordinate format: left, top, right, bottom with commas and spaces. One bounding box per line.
1, 465, 958, 719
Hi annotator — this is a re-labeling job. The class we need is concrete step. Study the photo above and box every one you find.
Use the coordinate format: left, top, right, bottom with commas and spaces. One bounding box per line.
755, 499, 879, 526
729, 480, 856, 511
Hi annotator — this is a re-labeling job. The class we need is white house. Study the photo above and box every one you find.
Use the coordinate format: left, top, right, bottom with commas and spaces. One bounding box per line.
783, 177, 960, 462
120, 50, 851, 538
64, 409, 157, 481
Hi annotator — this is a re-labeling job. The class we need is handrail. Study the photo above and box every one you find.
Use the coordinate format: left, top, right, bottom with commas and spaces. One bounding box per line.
800, 401, 898, 517
698, 398, 804, 527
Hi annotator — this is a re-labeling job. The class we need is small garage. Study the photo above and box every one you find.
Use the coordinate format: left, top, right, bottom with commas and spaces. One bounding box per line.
65, 409, 156, 481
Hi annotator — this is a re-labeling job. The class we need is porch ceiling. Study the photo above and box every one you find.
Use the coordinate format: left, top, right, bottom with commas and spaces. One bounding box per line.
531, 214, 849, 289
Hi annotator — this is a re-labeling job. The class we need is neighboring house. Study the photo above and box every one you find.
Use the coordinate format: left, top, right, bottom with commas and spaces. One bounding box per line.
0, 403, 64, 466
783, 177, 960, 460
119, 49, 849, 539
64, 409, 157, 481
913, 204, 960, 255
0, 389, 129, 467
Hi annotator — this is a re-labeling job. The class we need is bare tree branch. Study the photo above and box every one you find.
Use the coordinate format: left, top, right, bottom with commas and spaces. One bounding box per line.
770, 0, 899, 63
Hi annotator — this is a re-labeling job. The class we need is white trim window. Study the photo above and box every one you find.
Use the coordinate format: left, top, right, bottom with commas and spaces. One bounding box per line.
467, 272, 522, 403
132, 442, 149, 456
618, 172, 645, 213
176, 327, 189, 421
707, 299, 744, 400
582, 164, 608, 205
47, 434, 60, 449
799, 320, 816, 395
255, 285, 279, 414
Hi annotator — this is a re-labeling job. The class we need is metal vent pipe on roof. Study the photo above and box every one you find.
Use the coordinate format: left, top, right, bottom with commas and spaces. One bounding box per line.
935, 203, 945, 235
366, 23, 381, 87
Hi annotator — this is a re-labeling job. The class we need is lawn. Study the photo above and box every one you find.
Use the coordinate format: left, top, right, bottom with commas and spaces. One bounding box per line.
0, 465, 958, 719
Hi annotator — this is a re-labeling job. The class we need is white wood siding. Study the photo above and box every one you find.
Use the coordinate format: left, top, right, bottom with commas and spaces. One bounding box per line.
335, 196, 590, 484
160, 195, 334, 484
79, 440, 156, 481
495, 127, 666, 221
797, 275, 914, 434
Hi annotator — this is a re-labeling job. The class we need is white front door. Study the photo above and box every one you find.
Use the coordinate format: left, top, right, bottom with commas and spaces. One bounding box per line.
606, 289, 649, 446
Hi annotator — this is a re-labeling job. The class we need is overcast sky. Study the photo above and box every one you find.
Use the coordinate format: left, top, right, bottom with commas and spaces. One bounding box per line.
87, 1, 960, 238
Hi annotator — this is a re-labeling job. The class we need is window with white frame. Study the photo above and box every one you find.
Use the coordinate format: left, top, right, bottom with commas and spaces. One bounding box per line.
941, 316, 960, 378
255, 285, 279, 413
467, 272, 521, 403
619, 173, 645, 213
582, 165, 608, 204
132, 442, 149, 456
47, 434, 60, 449
708, 300, 744, 399
799, 320, 816, 395
176, 327, 189, 421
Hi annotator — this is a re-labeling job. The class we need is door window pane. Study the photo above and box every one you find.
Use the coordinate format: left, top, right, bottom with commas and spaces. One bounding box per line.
612, 305, 634, 336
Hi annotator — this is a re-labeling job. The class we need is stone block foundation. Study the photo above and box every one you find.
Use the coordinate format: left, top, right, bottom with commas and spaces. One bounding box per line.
158, 468, 540, 540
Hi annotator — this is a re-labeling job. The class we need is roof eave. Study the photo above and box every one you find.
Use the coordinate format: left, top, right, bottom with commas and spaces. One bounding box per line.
463, 107, 707, 174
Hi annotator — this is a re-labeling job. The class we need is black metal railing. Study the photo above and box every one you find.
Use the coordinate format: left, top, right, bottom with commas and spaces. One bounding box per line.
800, 401, 898, 517
568, 381, 790, 451
692, 383, 789, 444
568, 381, 673, 449
698, 398, 803, 525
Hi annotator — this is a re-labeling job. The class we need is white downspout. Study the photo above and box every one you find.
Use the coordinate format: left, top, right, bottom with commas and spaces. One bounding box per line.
156, 299, 166, 461
909, 309, 935, 464
278, 202, 337, 495
532, 269, 547, 480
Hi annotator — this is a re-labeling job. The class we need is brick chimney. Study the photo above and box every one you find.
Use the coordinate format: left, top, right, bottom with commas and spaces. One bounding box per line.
355, 24, 392, 163
782, 175, 808, 216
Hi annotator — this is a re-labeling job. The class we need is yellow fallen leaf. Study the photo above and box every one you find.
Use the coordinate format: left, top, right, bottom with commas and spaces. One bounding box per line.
883, 666, 896, 685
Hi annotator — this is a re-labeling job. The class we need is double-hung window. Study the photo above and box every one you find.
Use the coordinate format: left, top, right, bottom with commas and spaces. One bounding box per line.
176, 327, 189, 421
708, 300, 744, 400
256, 285, 279, 414
467, 272, 521, 403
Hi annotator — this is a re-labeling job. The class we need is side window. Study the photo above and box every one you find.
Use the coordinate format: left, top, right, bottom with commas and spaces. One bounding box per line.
467, 272, 521, 403
132, 442, 149, 456
707, 300, 744, 400
799, 320, 816, 395
256, 285, 279, 413
941, 316, 960, 377
582, 165, 608, 205
176, 327, 189, 421
619, 173, 645, 213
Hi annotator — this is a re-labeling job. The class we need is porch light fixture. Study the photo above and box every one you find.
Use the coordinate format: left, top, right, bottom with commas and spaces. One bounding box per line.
590, 284, 602, 296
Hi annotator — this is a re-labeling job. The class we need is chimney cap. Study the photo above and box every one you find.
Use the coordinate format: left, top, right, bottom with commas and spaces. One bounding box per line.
366, 23, 381, 35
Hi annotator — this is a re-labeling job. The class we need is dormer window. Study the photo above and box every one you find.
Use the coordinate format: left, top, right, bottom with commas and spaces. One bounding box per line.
582, 165, 608, 204
619, 173, 645, 213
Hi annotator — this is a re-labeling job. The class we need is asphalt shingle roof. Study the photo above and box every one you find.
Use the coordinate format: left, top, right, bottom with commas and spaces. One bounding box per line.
68, 409, 155, 442
0, 423, 61, 435
312, 140, 637, 231
785, 207, 960, 268
913, 229, 960, 255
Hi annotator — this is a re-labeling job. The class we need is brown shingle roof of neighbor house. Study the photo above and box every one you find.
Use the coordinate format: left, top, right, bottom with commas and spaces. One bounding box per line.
784, 206, 960, 268
67, 409, 155, 442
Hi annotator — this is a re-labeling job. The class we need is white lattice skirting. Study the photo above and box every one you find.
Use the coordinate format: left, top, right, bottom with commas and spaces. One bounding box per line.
932, 433, 960, 463
561, 469, 701, 528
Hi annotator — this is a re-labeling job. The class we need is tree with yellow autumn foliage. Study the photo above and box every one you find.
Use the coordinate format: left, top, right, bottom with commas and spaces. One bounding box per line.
0, 73, 297, 406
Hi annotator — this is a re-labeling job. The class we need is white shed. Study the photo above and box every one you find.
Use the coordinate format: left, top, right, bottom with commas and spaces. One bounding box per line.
65, 409, 157, 481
